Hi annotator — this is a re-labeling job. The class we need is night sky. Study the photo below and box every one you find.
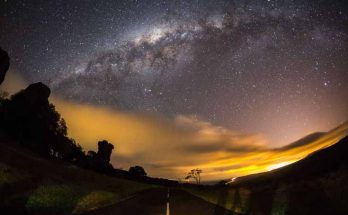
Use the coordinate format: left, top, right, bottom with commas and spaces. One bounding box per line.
1, 0, 348, 179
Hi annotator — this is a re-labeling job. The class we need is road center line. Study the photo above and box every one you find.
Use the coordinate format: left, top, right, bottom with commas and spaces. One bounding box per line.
166, 189, 170, 215
166, 202, 170, 215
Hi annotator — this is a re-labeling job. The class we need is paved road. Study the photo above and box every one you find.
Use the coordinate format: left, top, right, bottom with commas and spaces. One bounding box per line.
84, 188, 234, 215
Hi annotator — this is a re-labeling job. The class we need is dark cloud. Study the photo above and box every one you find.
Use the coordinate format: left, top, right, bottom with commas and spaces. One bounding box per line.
180, 140, 265, 154
213, 165, 243, 172
276, 132, 326, 151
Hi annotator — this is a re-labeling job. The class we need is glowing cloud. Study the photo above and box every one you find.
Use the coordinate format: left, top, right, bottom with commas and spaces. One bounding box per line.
2, 74, 348, 181
52, 98, 348, 181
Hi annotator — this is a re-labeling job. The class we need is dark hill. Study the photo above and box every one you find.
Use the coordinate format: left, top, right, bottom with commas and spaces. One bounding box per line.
220, 135, 348, 215
233, 135, 348, 187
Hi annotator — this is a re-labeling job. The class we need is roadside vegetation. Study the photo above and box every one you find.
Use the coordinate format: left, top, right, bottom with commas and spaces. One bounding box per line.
184, 168, 348, 215
184, 186, 250, 214
0, 141, 154, 214
183, 135, 348, 214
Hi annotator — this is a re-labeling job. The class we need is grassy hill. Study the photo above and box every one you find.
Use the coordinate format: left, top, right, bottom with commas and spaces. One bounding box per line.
0, 135, 154, 215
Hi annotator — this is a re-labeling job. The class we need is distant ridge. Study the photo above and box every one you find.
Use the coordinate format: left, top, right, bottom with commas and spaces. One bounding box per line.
233, 134, 348, 187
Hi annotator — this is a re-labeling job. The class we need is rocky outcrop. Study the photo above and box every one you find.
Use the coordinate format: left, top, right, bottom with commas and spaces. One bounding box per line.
97, 140, 114, 164
0, 48, 10, 85
15, 82, 51, 106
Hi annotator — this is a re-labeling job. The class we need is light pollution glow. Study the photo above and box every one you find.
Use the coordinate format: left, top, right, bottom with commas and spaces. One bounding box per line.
51, 100, 348, 181
1, 72, 348, 181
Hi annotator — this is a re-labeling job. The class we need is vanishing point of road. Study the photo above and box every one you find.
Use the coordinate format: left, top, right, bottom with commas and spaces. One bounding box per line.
83, 188, 234, 215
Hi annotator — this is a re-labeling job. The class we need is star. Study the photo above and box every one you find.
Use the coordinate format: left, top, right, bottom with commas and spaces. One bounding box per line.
0, 0, 347, 148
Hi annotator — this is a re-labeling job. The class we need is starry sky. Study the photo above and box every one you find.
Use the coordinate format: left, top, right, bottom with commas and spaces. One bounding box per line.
1, 0, 348, 180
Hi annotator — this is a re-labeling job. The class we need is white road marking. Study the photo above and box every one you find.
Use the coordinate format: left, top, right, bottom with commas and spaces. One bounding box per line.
166, 189, 170, 215
166, 202, 170, 215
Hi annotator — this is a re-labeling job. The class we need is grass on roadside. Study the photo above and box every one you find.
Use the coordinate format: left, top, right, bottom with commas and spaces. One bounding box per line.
0, 163, 28, 186
183, 186, 250, 214
0, 142, 155, 215
0, 160, 153, 215
24, 180, 154, 214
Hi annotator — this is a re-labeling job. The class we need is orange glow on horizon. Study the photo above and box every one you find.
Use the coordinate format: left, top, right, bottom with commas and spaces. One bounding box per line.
1, 72, 347, 181
52, 97, 348, 181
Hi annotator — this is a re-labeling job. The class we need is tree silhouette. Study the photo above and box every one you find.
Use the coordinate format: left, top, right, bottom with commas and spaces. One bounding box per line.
0, 48, 117, 176
185, 168, 203, 184
0, 82, 86, 163
0, 90, 8, 99
129, 166, 147, 178
1, 83, 58, 154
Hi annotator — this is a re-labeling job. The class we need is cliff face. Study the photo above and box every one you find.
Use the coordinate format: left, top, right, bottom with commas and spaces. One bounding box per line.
0, 48, 10, 85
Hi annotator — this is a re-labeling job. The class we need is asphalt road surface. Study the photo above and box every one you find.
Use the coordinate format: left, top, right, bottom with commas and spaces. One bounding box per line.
84, 188, 234, 215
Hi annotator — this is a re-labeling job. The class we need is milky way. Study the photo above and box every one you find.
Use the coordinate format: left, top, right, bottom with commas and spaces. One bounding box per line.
1, 0, 348, 146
